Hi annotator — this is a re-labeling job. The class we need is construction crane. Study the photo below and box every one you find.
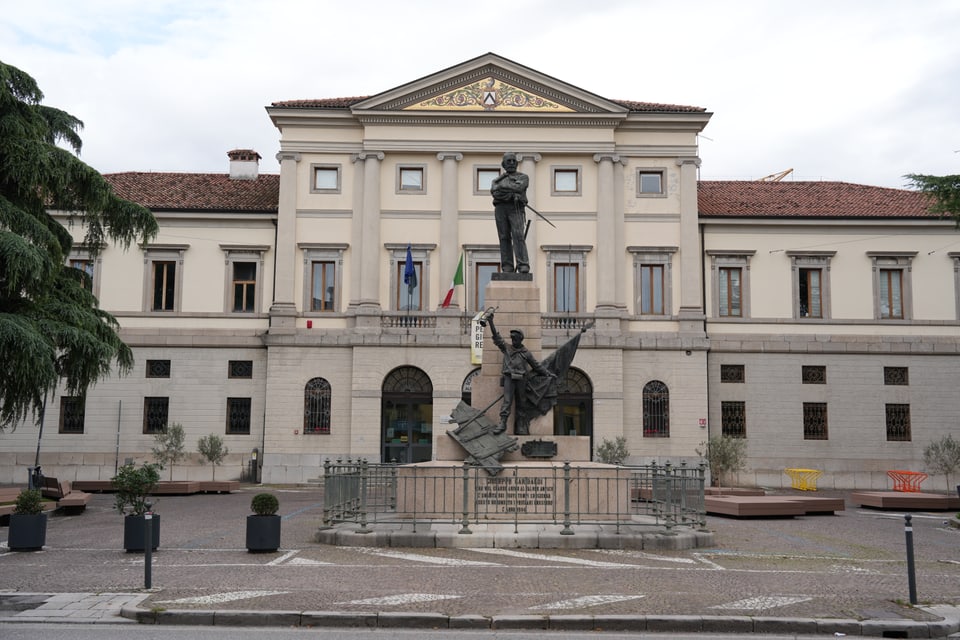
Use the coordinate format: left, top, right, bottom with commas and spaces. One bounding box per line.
756, 168, 793, 182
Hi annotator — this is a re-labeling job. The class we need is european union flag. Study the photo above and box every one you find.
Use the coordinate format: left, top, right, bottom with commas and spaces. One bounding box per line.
403, 244, 417, 293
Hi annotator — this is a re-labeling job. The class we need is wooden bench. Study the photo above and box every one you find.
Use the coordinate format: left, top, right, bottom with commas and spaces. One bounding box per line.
887, 470, 928, 492
852, 491, 960, 511
706, 495, 844, 518
41, 477, 92, 514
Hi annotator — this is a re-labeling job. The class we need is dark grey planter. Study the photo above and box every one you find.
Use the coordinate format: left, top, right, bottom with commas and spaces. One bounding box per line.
123, 514, 160, 552
246, 514, 281, 553
8, 513, 47, 551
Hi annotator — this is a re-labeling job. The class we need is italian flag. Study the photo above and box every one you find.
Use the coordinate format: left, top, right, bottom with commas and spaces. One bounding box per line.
441, 252, 464, 308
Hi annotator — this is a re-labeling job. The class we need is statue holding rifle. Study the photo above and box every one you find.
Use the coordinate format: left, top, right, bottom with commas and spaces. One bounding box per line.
491, 152, 530, 274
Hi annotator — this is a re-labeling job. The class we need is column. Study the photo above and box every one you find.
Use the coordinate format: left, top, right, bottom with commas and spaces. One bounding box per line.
593, 153, 625, 314
676, 157, 704, 334
358, 151, 383, 311
269, 151, 300, 329
437, 152, 463, 309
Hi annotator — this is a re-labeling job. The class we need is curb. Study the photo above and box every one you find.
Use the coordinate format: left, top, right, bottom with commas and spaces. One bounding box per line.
121, 606, 960, 637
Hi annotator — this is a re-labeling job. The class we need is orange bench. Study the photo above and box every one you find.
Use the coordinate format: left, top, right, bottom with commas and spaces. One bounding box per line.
886, 470, 927, 492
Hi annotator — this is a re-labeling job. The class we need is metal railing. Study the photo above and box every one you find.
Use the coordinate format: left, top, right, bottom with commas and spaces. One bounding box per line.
322, 459, 705, 534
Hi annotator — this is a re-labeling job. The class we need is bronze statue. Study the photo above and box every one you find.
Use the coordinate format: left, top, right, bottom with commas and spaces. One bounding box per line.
482, 311, 554, 435
491, 152, 530, 273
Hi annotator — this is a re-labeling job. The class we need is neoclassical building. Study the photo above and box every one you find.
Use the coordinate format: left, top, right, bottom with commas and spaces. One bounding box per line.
3, 53, 957, 490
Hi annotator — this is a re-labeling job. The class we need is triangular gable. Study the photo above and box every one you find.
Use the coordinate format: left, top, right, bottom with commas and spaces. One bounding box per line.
352, 52, 627, 115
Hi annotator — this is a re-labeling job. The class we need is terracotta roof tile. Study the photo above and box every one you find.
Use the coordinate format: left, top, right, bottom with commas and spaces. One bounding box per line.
105, 172, 279, 213
271, 97, 707, 113
698, 181, 934, 219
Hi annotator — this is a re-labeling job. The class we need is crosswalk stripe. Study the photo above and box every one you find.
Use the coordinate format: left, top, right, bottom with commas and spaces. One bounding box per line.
355, 547, 502, 566
338, 593, 463, 606
710, 595, 812, 610
534, 595, 644, 610
155, 590, 288, 605
469, 547, 635, 568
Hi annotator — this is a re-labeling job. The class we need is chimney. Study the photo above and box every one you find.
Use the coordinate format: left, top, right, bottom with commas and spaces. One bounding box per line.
227, 149, 261, 180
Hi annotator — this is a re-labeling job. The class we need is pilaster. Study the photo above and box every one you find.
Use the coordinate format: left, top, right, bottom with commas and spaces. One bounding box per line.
269, 151, 301, 330
438, 152, 463, 309
676, 156, 705, 335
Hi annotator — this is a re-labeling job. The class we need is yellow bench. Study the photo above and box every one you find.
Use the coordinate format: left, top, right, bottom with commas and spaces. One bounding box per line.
784, 468, 823, 491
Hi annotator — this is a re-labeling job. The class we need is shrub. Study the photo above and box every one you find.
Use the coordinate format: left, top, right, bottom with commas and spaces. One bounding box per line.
250, 493, 279, 516
14, 489, 44, 515
595, 436, 629, 465
111, 462, 161, 516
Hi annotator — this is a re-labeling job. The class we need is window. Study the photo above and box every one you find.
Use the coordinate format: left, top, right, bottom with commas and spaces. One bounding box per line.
630, 247, 675, 317
721, 401, 746, 438
551, 167, 580, 196
141, 244, 187, 313
475, 166, 501, 194
545, 245, 590, 316
68, 246, 102, 298
803, 402, 828, 440
802, 366, 826, 384
311, 165, 341, 193
311, 261, 336, 311
70, 258, 94, 291
708, 251, 754, 319
146, 360, 171, 378
720, 364, 745, 383
226, 397, 252, 435
229, 360, 253, 379
787, 252, 834, 320
637, 169, 665, 196
464, 246, 501, 311
143, 397, 169, 434
300, 244, 347, 314
221, 245, 268, 314
642, 380, 670, 437
868, 252, 915, 320
388, 244, 434, 311
884, 366, 909, 385
885, 404, 911, 441
59, 397, 85, 434
231, 262, 256, 312
397, 166, 425, 193
304, 377, 331, 434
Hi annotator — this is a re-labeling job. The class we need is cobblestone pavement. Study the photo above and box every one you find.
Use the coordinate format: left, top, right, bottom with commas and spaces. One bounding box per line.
1, 485, 958, 634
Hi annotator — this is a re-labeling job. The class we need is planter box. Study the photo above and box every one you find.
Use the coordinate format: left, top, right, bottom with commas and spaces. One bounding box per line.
123, 514, 161, 552
246, 514, 281, 553
8, 513, 47, 551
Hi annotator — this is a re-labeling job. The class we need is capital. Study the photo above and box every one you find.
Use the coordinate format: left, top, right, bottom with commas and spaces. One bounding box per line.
436, 152, 463, 162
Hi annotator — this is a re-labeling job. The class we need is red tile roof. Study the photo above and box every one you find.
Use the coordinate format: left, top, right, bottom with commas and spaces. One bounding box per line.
105, 172, 279, 213
270, 97, 707, 113
698, 181, 935, 219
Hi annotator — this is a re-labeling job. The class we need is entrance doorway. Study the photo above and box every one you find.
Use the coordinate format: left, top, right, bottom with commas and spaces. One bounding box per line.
381, 366, 433, 464
553, 367, 593, 457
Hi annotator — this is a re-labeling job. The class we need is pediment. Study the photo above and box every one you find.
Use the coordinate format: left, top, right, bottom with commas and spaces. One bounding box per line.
352, 53, 627, 115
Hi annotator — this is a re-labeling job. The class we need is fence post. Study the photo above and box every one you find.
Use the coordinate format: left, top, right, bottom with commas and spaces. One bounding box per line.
459, 463, 472, 534
358, 458, 370, 533
560, 461, 574, 535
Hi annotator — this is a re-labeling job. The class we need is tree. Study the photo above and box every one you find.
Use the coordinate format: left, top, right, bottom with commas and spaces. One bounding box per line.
923, 434, 960, 492
197, 434, 229, 481
696, 435, 747, 492
0, 60, 157, 432
905, 173, 960, 226
152, 423, 186, 481
595, 436, 629, 465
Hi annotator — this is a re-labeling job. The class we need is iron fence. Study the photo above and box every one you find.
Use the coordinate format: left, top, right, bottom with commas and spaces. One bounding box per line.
322, 459, 705, 534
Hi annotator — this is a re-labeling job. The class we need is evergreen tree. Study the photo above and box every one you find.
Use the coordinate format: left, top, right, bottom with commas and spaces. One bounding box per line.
0, 60, 157, 431
906, 173, 960, 225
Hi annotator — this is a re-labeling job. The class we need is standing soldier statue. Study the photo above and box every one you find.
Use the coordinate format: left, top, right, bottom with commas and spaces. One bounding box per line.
491, 152, 530, 274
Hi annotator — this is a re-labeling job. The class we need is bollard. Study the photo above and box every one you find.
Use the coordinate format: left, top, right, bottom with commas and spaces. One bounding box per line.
144, 501, 153, 590
904, 514, 917, 605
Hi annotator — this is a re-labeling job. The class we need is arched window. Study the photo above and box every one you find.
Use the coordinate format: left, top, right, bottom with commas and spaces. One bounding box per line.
304, 377, 332, 434
642, 380, 669, 437
382, 366, 433, 464
461, 368, 481, 405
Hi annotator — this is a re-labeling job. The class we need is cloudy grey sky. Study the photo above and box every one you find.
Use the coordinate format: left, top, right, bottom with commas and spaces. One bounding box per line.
2, 0, 958, 188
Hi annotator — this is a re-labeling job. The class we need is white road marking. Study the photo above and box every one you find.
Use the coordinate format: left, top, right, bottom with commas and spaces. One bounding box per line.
469, 547, 635, 568
267, 550, 299, 565
710, 595, 812, 611
691, 553, 726, 570
595, 549, 697, 564
286, 557, 332, 565
533, 595, 644, 610
356, 547, 501, 566
338, 593, 463, 606
155, 590, 288, 605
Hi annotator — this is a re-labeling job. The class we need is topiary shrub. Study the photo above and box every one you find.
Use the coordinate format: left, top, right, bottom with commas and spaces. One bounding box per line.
250, 492, 279, 516
14, 489, 44, 515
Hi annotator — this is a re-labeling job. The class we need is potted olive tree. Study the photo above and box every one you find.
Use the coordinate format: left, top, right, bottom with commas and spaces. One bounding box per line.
246, 492, 281, 553
8, 489, 47, 551
111, 462, 161, 552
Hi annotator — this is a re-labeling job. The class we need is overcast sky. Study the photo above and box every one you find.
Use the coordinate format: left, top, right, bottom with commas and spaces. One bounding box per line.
2, 0, 958, 188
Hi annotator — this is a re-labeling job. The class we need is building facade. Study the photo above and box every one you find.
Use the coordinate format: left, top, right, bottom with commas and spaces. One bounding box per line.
2, 54, 956, 490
